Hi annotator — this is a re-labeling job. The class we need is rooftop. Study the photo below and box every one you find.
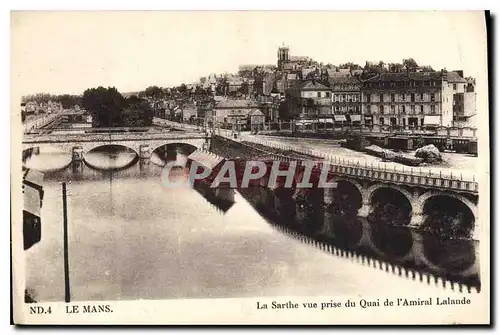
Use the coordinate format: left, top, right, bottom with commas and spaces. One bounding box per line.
215, 99, 262, 109
300, 80, 331, 91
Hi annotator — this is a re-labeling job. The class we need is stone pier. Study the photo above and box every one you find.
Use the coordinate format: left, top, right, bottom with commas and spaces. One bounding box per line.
72, 146, 84, 162
139, 144, 151, 160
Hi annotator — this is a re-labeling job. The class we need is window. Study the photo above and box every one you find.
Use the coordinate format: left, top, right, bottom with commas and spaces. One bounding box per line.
401, 94, 406, 101
431, 105, 436, 113
410, 93, 415, 102
402, 105, 406, 114
420, 93, 424, 100
366, 105, 371, 113
391, 105, 395, 114
391, 93, 395, 102
366, 94, 371, 102
379, 93, 383, 102
325, 92, 330, 98
379, 117, 385, 125
420, 105, 424, 114
431, 80, 435, 86
379, 105, 384, 114
453, 84, 457, 90
390, 82, 396, 88
431, 93, 435, 102
411, 105, 415, 114
317, 92, 321, 98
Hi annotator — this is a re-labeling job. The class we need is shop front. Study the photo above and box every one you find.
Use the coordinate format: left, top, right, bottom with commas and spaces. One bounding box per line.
333, 114, 347, 127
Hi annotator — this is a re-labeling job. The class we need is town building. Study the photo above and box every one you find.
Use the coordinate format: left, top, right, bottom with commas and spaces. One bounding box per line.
285, 80, 332, 118
211, 99, 265, 130
360, 70, 472, 128
452, 77, 477, 127
277, 45, 316, 72
329, 75, 362, 125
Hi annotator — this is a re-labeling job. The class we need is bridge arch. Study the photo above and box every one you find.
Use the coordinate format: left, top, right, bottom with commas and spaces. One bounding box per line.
366, 183, 413, 226
419, 191, 477, 239
151, 142, 199, 156
366, 183, 413, 206
22, 145, 73, 171
323, 177, 364, 215
83, 144, 140, 171
84, 143, 139, 156
419, 191, 478, 219
331, 177, 364, 197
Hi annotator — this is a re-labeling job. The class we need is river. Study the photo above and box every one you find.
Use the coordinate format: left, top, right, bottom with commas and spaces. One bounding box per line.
22, 147, 479, 302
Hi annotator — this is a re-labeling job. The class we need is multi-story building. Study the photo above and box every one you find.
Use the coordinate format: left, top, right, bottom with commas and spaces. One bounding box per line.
212, 99, 265, 130
286, 80, 332, 118
453, 77, 477, 127
360, 70, 470, 128
329, 75, 362, 124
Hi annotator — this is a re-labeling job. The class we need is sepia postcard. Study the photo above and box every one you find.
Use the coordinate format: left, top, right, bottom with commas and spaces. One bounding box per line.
11, 10, 490, 325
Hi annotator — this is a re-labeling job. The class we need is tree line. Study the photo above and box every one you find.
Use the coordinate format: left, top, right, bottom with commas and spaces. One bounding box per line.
22, 93, 82, 109
82, 87, 154, 127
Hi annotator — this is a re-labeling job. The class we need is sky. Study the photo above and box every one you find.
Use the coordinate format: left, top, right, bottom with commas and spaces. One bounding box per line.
11, 11, 488, 96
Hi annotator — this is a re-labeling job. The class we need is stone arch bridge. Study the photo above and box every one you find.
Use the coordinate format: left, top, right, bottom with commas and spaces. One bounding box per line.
22, 131, 210, 160
238, 151, 480, 240
303, 161, 479, 239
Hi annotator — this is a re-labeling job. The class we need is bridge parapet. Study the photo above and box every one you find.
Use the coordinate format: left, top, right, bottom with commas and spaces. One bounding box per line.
321, 163, 478, 194
242, 135, 478, 195
23, 131, 206, 144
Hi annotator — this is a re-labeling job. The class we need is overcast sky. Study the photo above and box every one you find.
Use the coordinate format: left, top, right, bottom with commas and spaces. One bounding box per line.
11, 11, 487, 96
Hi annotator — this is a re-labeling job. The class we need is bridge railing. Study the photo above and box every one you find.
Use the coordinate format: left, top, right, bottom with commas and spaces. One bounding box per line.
241, 136, 479, 193
23, 131, 208, 143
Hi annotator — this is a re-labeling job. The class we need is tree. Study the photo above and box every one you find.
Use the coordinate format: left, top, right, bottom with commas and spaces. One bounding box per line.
378, 61, 386, 72
278, 97, 301, 120
339, 62, 362, 70
82, 86, 125, 127
58, 94, 81, 109
403, 58, 419, 71
364, 61, 381, 74
388, 63, 404, 73
239, 81, 249, 96
178, 84, 187, 94
122, 96, 154, 127
144, 86, 164, 100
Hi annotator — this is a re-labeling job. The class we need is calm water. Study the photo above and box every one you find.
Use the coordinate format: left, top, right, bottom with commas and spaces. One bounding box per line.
23, 148, 479, 302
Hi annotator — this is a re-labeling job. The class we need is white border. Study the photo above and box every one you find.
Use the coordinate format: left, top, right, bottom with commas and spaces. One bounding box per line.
3, 1, 499, 333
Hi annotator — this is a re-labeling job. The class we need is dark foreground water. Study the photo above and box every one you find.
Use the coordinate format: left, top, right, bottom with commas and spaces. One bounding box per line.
22, 148, 480, 302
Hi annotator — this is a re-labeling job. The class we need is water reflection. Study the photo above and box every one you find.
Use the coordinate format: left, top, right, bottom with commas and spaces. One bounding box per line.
237, 186, 480, 291
23, 147, 72, 171
84, 146, 138, 170
23, 150, 480, 303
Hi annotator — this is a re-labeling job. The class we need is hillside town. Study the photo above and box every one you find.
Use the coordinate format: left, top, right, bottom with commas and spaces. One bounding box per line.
21, 45, 478, 135
126, 45, 478, 133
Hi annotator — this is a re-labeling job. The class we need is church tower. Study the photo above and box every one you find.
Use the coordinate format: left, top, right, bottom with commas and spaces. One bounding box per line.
277, 45, 289, 70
